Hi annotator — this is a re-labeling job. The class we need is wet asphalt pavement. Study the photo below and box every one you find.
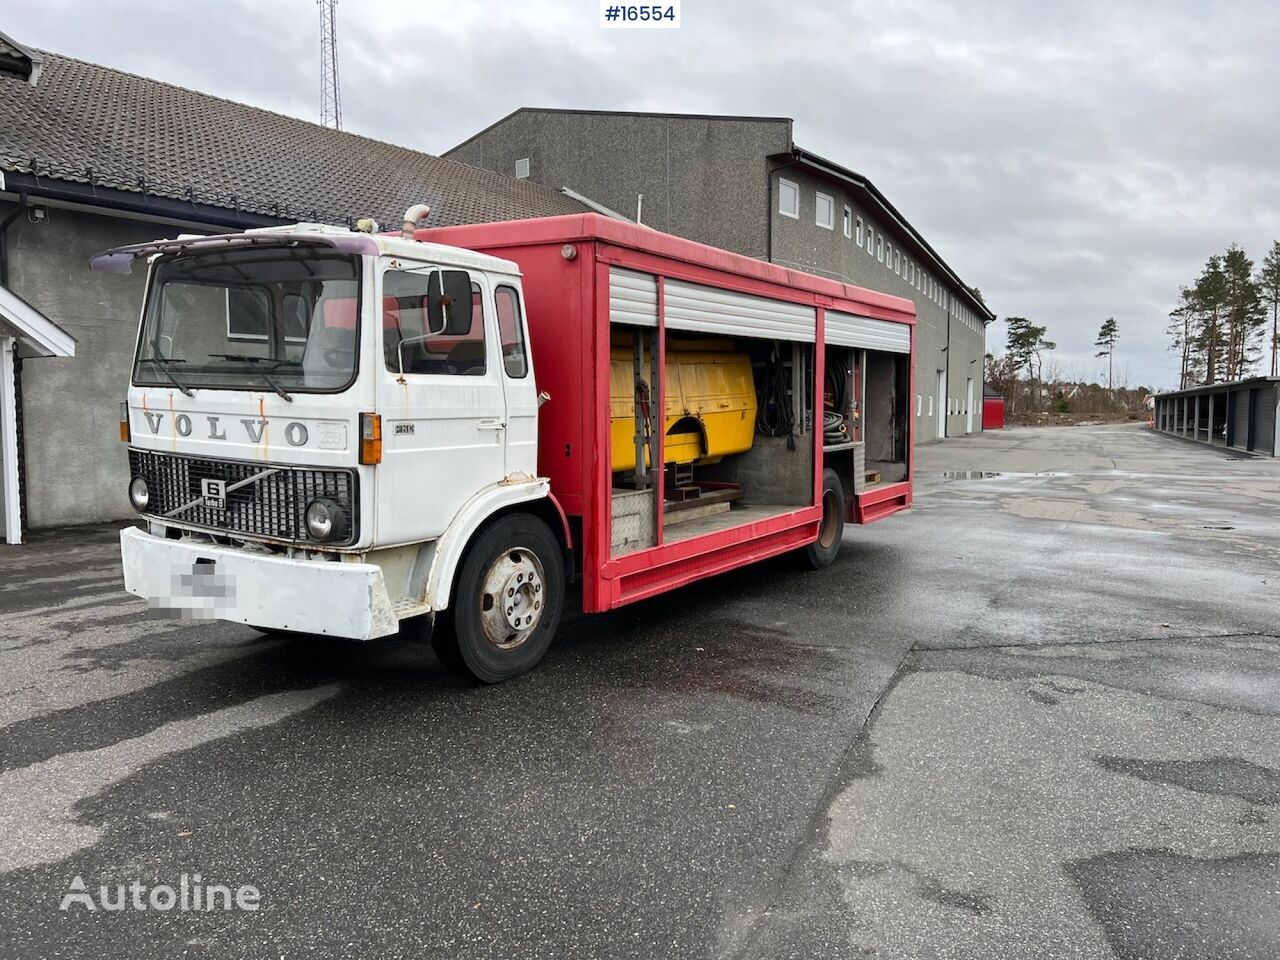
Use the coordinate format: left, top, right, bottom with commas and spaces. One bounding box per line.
0, 424, 1277, 959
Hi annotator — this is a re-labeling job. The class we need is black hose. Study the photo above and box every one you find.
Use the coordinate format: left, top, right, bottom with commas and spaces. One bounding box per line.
756, 348, 795, 450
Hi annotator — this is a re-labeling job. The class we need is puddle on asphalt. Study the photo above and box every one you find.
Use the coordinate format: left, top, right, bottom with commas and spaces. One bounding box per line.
939, 471, 1067, 480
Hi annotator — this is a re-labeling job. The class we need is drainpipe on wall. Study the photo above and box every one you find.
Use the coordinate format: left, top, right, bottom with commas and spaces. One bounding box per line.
0, 191, 29, 287
765, 154, 803, 263
944, 293, 952, 439
0, 192, 30, 538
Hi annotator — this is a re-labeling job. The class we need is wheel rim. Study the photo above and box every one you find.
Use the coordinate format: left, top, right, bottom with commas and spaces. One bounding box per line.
818, 489, 840, 549
479, 546, 547, 650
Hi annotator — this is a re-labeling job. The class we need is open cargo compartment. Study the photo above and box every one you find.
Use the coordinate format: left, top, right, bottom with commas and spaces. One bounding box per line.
608, 322, 817, 555
674, 336, 814, 543
821, 309, 913, 522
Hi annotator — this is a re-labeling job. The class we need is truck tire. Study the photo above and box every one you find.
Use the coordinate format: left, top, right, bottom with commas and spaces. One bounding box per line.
431, 514, 565, 683
803, 468, 845, 569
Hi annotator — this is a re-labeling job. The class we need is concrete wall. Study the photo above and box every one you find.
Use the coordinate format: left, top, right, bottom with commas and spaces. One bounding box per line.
767, 164, 987, 443
447, 111, 792, 260
3, 201, 175, 527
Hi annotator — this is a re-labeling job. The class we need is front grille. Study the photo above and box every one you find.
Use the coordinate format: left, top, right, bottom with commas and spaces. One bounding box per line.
128, 449, 357, 544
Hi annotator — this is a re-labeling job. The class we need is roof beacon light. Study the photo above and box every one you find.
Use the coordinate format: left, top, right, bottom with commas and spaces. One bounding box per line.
402, 204, 431, 238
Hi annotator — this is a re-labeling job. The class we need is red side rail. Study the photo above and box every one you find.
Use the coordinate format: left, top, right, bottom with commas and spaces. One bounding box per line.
854, 481, 912, 524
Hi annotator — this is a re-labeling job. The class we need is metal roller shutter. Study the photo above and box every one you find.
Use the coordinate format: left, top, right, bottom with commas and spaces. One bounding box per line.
1254, 386, 1277, 455
1231, 390, 1250, 448
825, 310, 911, 353
609, 267, 657, 327
664, 279, 815, 342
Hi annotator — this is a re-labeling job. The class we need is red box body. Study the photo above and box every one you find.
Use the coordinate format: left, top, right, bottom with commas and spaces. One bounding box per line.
419, 215, 915, 613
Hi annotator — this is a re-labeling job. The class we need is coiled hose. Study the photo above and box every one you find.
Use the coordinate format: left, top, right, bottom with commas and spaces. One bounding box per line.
756, 349, 795, 450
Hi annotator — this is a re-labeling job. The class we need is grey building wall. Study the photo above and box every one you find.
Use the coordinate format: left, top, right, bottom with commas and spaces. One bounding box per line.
449, 110, 988, 443
447, 111, 791, 259
767, 164, 987, 442
3, 201, 186, 527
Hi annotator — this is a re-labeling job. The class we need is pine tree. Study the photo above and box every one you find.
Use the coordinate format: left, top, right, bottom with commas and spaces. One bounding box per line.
1167, 288, 1198, 389
1006, 317, 1055, 411
1221, 244, 1263, 379
1258, 241, 1280, 377
1095, 317, 1119, 390
1193, 256, 1228, 384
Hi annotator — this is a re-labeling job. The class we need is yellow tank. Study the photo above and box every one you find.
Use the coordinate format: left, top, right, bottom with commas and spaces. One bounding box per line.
609, 339, 756, 473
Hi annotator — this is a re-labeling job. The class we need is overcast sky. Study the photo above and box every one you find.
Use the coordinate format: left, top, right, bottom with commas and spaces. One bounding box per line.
11, 0, 1280, 387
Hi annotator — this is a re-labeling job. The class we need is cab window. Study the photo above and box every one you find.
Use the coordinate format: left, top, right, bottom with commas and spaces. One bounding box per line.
495, 286, 529, 378
382, 269, 486, 376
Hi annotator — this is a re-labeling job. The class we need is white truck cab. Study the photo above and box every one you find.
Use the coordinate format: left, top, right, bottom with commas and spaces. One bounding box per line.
99, 219, 565, 682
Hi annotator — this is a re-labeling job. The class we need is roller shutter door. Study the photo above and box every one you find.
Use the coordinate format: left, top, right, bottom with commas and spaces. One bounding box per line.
1231, 390, 1250, 448
1254, 386, 1277, 454
609, 267, 657, 327
825, 310, 911, 353
664, 279, 815, 342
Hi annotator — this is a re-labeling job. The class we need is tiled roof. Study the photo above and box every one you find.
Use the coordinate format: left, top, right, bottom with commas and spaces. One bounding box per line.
0, 50, 586, 228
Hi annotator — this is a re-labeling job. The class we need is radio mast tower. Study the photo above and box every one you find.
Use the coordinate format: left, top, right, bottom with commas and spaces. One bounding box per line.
318, 0, 342, 130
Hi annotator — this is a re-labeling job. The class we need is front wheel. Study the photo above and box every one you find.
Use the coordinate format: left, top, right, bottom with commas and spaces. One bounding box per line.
432, 514, 565, 683
802, 468, 845, 569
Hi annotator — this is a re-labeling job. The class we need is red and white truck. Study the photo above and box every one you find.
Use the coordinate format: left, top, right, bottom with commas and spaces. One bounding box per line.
97, 212, 914, 682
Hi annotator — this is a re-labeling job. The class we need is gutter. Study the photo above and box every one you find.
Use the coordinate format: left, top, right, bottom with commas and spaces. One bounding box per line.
1, 170, 287, 231
783, 147, 994, 325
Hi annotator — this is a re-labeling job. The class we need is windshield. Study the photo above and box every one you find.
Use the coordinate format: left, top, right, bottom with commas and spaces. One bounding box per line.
132, 247, 362, 393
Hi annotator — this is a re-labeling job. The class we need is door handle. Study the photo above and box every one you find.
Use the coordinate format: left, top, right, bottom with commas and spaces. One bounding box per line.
477, 419, 506, 431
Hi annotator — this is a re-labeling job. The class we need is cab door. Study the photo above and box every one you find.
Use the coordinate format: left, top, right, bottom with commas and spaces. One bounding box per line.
494, 282, 538, 477
376, 262, 507, 544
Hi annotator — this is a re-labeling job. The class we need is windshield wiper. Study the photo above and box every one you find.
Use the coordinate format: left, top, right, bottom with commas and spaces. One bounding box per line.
149, 356, 195, 397
207, 354, 294, 402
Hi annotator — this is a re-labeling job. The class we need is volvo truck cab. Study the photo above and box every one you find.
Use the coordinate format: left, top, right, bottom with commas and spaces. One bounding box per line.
100, 220, 566, 681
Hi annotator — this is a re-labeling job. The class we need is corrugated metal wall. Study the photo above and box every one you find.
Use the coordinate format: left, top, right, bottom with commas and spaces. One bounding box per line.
1255, 386, 1277, 454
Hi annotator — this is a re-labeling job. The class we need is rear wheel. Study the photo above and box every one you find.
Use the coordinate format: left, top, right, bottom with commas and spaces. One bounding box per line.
803, 468, 845, 569
431, 514, 565, 683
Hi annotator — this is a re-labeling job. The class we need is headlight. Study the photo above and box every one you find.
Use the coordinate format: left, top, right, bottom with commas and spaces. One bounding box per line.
304, 498, 348, 542
129, 476, 150, 511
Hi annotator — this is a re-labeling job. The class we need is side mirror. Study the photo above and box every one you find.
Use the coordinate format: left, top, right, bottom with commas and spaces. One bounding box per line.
427, 270, 473, 336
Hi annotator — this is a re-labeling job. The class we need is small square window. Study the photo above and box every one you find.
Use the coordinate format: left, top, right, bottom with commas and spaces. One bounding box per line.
778, 178, 800, 219
855, 216, 864, 245
514, 158, 530, 179
842, 205, 852, 238
815, 192, 834, 229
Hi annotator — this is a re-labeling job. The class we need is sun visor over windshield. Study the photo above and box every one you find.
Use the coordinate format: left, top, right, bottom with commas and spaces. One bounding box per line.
89, 232, 381, 275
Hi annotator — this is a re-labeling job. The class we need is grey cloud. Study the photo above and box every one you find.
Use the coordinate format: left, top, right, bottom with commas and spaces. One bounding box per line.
8, 0, 1280, 386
